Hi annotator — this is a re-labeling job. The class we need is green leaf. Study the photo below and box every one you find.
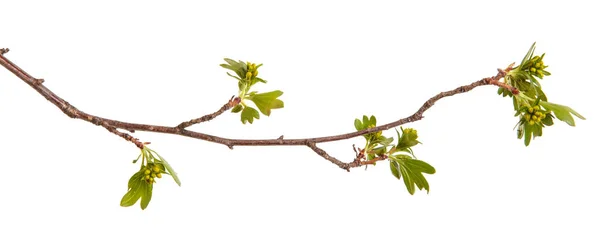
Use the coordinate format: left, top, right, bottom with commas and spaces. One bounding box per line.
531, 124, 542, 138
362, 115, 370, 127
241, 106, 260, 124
524, 124, 532, 146
140, 182, 153, 210
127, 170, 143, 189
519, 42, 537, 69
121, 171, 145, 207
389, 155, 435, 195
399, 165, 415, 194
248, 90, 284, 116
226, 72, 242, 81
159, 160, 181, 187
390, 160, 401, 179
354, 118, 363, 131
221, 58, 246, 79
255, 77, 267, 84
231, 105, 243, 113
377, 136, 394, 147
539, 101, 585, 126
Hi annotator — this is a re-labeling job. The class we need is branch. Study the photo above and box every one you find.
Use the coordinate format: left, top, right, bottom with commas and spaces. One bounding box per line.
0, 49, 513, 169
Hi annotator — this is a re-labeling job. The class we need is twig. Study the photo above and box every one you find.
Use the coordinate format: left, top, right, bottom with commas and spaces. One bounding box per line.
306, 142, 350, 171
177, 96, 240, 129
0, 50, 514, 170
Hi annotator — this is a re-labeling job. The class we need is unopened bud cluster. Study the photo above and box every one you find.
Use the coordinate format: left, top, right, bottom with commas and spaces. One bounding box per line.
245, 62, 259, 80
523, 105, 547, 125
523, 55, 549, 78
142, 163, 163, 184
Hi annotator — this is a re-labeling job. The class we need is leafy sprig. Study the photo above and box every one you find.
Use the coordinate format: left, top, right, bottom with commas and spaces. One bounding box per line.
221, 59, 284, 124
498, 43, 585, 146
120, 146, 180, 210
354, 115, 435, 194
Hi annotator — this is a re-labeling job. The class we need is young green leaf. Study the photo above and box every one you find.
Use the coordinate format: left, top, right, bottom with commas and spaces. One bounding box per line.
120, 171, 145, 207
241, 106, 260, 124
247, 90, 284, 116
524, 124, 532, 146
140, 181, 153, 210
231, 104, 243, 113
518, 42, 537, 70
390, 160, 401, 180
539, 101, 585, 126
354, 118, 363, 131
389, 155, 435, 195
362, 115, 370, 127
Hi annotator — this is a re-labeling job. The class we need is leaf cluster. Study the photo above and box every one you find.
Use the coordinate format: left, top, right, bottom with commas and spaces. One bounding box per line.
354, 115, 435, 194
120, 147, 180, 210
497, 43, 585, 146
221, 58, 284, 124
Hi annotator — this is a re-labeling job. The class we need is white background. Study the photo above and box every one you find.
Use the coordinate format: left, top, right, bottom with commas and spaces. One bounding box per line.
1, 1, 598, 240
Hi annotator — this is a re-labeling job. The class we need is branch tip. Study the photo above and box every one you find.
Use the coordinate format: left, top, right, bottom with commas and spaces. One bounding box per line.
0, 48, 9, 55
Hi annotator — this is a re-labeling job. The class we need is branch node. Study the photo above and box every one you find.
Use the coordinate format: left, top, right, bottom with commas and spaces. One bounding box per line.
34, 78, 45, 85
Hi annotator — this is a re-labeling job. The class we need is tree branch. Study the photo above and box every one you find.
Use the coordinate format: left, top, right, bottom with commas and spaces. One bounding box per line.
0, 50, 513, 170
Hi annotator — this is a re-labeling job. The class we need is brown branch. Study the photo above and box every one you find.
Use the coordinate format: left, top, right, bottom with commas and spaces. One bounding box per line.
0, 49, 515, 170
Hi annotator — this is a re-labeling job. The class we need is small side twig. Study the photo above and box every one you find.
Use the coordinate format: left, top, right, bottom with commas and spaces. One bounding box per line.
486, 64, 519, 95
0, 48, 9, 55
176, 96, 240, 129
306, 142, 350, 171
